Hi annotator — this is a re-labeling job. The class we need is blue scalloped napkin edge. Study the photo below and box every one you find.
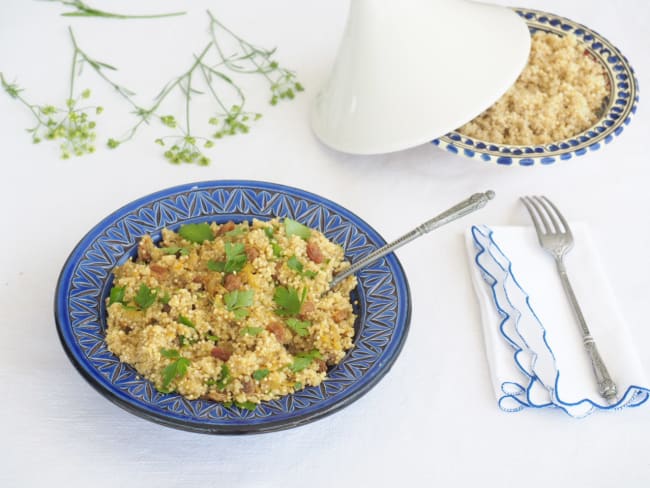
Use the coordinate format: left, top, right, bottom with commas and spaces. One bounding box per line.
470, 225, 650, 417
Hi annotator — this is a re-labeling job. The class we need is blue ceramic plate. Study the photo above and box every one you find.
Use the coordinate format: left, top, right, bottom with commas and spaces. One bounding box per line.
433, 8, 638, 166
55, 181, 411, 434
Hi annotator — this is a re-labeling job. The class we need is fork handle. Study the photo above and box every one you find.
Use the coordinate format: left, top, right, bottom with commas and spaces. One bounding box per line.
555, 259, 618, 404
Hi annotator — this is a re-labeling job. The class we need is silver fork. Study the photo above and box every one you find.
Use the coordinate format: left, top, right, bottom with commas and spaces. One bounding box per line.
521, 196, 618, 404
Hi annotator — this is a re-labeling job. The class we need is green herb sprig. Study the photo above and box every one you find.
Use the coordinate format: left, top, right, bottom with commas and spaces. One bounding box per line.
289, 350, 322, 373
208, 10, 304, 105
208, 242, 247, 273
47, 0, 186, 20
1, 29, 102, 159
287, 255, 317, 279
223, 289, 254, 320
273, 286, 307, 317
159, 348, 191, 392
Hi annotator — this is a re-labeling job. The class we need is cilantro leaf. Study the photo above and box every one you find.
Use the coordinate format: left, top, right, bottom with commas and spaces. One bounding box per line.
223, 289, 254, 320
287, 255, 303, 273
159, 348, 191, 392
161, 356, 190, 390
252, 368, 269, 381
178, 335, 198, 347
286, 318, 311, 337
287, 255, 318, 279
273, 286, 305, 317
289, 349, 322, 372
134, 283, 157, 310
160, 348, 180, 359
235, 401, 257, 411
108, 285, 126, 305
284, 218, 311, 240
178, 315, 196, 329
206, 334, 219, 342
178, 223, 214, 244
158, 291, 171, 304
271, 242, 283, 258
224, 242, 247, 272
225, 226, 246, 238
294, 381, 302, 390
264, 226, 274, 239
207, 243, 247, 273
216, 364, 231, 390
207, 259, 225, 272
161, 246, 189, 256
240, 326, 263, 336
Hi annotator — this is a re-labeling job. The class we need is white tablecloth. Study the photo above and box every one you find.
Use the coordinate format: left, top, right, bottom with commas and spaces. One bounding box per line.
2, 1, 649, 486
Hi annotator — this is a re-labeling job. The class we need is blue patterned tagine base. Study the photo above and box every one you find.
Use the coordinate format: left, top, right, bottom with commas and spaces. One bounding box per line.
54, 181, 411, 434
432, 8, 638, 166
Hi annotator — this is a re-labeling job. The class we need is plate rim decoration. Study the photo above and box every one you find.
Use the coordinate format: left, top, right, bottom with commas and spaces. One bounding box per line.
432, 8, 639, 166
54, 180, 411, 434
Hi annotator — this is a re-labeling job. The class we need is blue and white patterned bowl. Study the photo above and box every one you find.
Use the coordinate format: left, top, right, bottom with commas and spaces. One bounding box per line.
433, 8, 638, 166
54, 181, 411, 434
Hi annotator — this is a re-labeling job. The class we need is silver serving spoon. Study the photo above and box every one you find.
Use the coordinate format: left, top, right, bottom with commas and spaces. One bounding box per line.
329, 190, 495, 290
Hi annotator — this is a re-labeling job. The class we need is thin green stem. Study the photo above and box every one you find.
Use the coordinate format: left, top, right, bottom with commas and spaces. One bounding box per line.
185, 73, 192, 136
68, 31, 78, 101
53, 1, 186, 20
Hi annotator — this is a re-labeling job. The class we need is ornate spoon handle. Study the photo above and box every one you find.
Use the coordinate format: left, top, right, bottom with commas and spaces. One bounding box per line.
329, 190, 495, 290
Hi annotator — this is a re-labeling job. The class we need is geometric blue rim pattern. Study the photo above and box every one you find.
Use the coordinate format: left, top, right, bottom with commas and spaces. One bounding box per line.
433, 8, 639, 166
54, 180, 411, 434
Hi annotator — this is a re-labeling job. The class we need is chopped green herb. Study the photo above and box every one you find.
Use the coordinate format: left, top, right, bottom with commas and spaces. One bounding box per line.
225, 226, 246, 238
240, 326, 263, 336
224, 242, 247, 272
271, 242, 283, 258
294, 381, 302, 390
209, 242, 247, 273
159, 348, 190, 392
207, 259, 225, 272
223, 289, 254, 320
263, 226, 274, 239
160, 348, 181, 359
216, 364, 231, 390
206, 334, 219, 342
158, 291, 171, 305
161, 357, 190, 391
178, 315, 196, 329
287, 255, 317, 279
285, 318, 311, 337
161, 246, 189, 256
178, 335, 198, 347
252, 368, 269, 381
134, 283, 157, 310
284, 218, 311, 240
178, 223, 214, 244
287, 255, 303, 273
235, 401, 257, 411
273, 286, 306, 317
108, 285, 126, 305
289, 349, 322, 373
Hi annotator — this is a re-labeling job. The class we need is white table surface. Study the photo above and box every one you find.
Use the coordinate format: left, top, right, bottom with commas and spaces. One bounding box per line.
2, 1, 649, 486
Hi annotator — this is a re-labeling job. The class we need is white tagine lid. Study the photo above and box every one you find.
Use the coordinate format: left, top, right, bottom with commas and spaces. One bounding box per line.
311, 0, 531, 155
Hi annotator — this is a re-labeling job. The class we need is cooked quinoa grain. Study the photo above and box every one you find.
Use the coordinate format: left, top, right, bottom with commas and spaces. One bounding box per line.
106, 218, 356, 405
457, 31, 608, 145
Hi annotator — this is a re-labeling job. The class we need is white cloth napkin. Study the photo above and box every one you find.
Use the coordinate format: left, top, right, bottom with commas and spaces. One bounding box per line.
466, 224, 649, 417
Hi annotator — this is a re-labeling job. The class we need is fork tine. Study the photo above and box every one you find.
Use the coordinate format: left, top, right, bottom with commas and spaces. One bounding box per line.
534, 196, 561, 234
527, 196, 552, 234
542, 196, 573, 237
521, 197, 546, 238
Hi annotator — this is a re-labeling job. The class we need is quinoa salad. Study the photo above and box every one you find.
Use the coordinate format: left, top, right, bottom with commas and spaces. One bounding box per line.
457, 31, 608, 145
105, 218, 357, 408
